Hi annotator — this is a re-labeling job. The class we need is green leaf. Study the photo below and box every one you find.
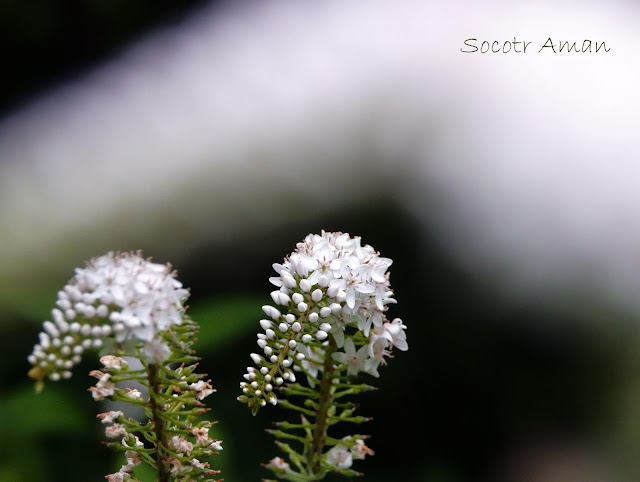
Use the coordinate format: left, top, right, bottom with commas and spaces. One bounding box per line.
131, 461, 156, 482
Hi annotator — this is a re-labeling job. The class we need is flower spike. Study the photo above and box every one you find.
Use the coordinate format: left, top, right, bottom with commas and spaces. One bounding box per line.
27, 251, 221, 481
239, 231, 408, 479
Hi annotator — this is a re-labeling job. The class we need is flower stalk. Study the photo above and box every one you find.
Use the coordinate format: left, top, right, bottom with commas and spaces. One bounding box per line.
146, 363, 170, 482
309, 337, 337, 474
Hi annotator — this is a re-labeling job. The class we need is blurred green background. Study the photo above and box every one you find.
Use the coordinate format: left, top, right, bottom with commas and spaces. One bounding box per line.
2, 1, 640, 481
4, 206, 640, 481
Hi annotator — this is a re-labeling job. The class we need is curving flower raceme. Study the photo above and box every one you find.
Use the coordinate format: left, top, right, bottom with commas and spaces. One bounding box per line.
28, 251, 189, 386
238, 231, 408, 414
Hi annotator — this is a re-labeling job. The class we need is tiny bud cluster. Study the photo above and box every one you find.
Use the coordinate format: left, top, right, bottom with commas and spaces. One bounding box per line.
238, 231, 408, 414
27, 251, 189, 385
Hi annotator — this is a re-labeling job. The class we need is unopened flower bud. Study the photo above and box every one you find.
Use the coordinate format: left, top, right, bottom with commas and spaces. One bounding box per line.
327, 286, 339, 297
299, 279, 312, 292
260, 319, 272, 331
282, 273, 297, 288
262, 305, 281, 320
250, 353, 262, 364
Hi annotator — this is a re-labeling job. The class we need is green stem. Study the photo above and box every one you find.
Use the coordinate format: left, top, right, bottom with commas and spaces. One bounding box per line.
147, 363, 170, 482
308, 336, 338, 477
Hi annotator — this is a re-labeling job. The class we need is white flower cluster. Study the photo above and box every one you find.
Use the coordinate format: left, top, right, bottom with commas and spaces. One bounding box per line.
239, 231, 408, 411
28, 251, 189, 384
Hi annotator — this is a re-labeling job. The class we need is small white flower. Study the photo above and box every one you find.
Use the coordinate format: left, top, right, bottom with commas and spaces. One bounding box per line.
105, 472, 126, 482
190, 458, 208, 470
350, 439, 375, 460
125, 388, 142, 400
300, 346, 325, 387
89, 371, 115, 400
105, 423, 127, 439
167, 457, 193, 476
140, 339, 171, 364
170, 435, 193, 455
325, 444, 353, 469
329, 320, 346, 348
384, 318, 408, 351
331, 338, 369, 377
189, 380, 215, 400
97, 410, 123, 424
367, 326, 392, 363
267, 456, 290, 471
192, 426, 211, 445
124, 450, 142, 468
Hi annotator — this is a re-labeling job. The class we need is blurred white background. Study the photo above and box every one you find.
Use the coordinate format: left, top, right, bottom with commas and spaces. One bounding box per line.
1, 1, 640, 480
1, 0, 638, 317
